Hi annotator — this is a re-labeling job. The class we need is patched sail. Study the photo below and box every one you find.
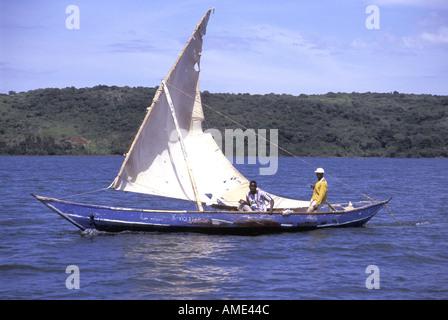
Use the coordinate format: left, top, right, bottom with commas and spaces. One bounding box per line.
110, 9, 309, 210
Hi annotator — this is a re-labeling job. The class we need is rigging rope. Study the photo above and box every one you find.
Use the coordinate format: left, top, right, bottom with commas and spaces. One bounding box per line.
59, 187, 109, 200
52, 82, 398, 222
167, 82, 376, 202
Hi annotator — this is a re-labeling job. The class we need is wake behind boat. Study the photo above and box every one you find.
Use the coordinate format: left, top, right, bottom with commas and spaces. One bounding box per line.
33, 9, 391, 234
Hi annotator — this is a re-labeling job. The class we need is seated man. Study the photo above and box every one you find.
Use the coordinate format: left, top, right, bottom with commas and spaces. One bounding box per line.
238, 180, 274, 214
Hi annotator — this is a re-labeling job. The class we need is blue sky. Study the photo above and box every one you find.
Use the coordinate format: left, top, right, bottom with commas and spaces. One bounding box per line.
1, 0, 447, 95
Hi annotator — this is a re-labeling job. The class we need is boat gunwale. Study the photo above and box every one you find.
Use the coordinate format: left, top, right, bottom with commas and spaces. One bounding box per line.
31, 193, 390, 216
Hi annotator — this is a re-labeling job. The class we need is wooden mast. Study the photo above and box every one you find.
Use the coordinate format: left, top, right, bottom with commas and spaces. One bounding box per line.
162, 80, 204, 211
110, 9, 214, 192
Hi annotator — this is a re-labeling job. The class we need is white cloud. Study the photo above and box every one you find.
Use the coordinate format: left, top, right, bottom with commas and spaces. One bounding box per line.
420, 27, 448, 44
202, 23, 373, 94
374, 0, 448, 9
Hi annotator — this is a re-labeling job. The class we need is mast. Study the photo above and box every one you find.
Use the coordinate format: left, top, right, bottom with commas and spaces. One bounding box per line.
109, 9, 213, 198
108, 8, 310, 210
162, 80, 204, 211
110, 85, 163, 189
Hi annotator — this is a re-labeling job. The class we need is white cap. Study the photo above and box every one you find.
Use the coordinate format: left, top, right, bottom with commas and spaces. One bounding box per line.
315, 168, 325, 173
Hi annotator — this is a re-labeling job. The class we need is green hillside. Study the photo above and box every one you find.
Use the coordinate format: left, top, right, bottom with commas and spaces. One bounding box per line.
1, 86, 447, 157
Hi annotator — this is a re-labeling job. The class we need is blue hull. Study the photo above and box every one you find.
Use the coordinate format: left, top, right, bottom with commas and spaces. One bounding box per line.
32, 194, 389, 235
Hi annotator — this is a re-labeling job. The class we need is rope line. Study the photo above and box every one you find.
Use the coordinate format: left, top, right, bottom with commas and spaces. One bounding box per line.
52, 81, 398, 222
59, 187, 109, 200
385, 203, 401, 224
167, 82, 376, 201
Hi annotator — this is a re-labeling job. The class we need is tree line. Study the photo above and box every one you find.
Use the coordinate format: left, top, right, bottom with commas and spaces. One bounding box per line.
1, 86, 447, 157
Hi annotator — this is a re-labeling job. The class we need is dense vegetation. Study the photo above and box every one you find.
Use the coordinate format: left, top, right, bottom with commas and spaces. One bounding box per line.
1, 86, 447, 157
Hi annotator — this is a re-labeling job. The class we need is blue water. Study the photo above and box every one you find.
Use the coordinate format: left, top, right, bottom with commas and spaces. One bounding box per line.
0, 156, 447, 300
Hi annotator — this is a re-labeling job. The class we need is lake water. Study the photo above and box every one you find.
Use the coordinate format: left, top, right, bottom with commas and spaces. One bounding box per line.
0, 156, 447, 301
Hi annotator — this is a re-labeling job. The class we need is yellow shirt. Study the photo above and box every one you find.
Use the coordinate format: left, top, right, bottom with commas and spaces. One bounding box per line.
312, 178, 328, 206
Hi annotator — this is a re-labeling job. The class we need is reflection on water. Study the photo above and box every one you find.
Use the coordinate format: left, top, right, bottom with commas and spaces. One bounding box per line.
122, 233, 245, 299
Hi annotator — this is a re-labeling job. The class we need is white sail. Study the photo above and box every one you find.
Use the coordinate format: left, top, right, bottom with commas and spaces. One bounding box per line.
111, 9, 309, 209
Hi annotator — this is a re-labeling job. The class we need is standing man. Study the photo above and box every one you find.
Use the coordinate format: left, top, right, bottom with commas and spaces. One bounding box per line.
238, 180, 274, 214
308, 168, 328, 213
